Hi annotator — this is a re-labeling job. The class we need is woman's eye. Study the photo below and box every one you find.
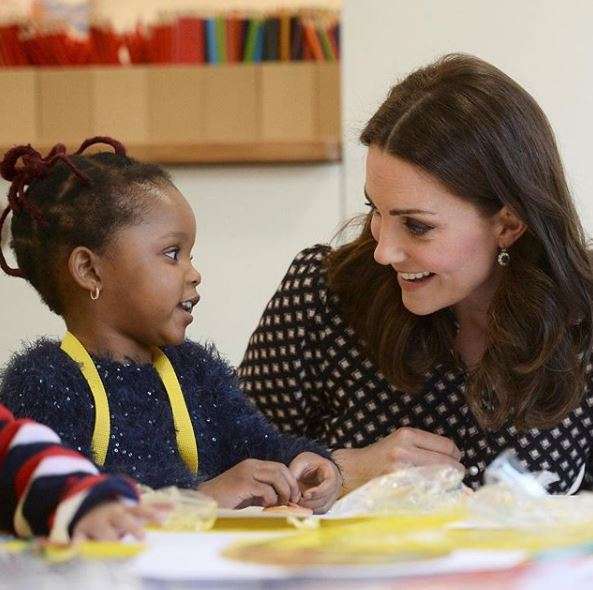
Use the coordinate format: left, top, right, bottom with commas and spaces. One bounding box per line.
404, 218, 433, 236
364, 199, 378, 214
164, 248, 180, 261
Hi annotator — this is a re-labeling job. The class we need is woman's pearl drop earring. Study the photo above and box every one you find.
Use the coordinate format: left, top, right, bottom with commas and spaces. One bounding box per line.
497, 248, 510, 267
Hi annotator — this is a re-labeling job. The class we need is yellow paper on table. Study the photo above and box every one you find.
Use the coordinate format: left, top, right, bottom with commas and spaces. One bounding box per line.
225, 508, 466, 566
0, 538, 29, 553
213, 506, 375, 532
42, 541, 145, 563
225, 507, 593, 568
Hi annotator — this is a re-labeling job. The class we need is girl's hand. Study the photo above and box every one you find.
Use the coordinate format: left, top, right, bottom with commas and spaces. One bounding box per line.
197, 459, 301, 509
71, 501, 169, 542
333, 427, 464, 493
288, 452, 343, 514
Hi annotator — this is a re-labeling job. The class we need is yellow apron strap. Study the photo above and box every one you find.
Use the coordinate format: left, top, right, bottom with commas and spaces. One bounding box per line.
60, 332, 110, 466
60, 332, 199, 475
152, 349, 199, 474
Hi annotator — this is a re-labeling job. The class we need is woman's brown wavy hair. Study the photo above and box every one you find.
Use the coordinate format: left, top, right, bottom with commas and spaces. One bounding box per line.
326, 54, 593, 431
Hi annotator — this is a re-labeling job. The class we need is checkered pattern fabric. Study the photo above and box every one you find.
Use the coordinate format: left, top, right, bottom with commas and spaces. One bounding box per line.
239, 245, 593, 493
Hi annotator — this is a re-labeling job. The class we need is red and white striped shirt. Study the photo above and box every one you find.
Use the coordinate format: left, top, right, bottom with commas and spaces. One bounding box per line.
0, 403, 138, 542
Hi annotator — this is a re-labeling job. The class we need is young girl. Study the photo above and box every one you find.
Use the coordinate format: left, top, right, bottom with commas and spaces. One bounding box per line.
0, 403, 162, 542
0, 138, 341, 514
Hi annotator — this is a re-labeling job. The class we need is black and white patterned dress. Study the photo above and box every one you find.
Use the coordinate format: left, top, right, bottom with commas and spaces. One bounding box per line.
238, 245, 593, 493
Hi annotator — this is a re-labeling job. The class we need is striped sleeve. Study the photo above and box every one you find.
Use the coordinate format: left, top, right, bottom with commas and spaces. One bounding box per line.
0, 404, 138, 542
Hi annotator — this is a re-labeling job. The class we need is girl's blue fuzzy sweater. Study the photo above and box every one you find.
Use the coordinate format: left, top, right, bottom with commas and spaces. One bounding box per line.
0, 338, 331, 489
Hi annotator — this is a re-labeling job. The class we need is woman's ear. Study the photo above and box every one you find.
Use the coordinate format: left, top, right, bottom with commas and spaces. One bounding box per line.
68, 246, 103, 293
494, 206, 527, 248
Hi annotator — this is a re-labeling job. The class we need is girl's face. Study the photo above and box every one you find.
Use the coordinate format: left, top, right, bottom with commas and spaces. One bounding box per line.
99, 182, 201, 349
365, 147, 502, 317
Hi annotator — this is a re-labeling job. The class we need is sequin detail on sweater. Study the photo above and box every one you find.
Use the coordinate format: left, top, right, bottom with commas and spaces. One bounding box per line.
1, 339, 331, 489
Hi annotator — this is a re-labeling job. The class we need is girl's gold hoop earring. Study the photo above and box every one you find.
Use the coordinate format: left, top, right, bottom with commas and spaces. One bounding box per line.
90, 286, 101, 301
497, 248, 510, 267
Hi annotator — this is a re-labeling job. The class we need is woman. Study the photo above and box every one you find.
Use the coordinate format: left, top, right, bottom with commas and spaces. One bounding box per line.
238, 53, 593, 494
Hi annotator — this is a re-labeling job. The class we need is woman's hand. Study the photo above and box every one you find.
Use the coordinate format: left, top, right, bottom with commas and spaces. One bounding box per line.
333, 427, 464, 493
72, 501, 169, 542
288, 452, 343, 514
197, 459, 301, 509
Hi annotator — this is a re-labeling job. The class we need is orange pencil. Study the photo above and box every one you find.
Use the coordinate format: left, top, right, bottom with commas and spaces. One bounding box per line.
302, 19, 324, 62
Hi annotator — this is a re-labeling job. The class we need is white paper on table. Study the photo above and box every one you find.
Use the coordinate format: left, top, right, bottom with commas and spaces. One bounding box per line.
130, 530, 527, 582
131, 531, 293, 582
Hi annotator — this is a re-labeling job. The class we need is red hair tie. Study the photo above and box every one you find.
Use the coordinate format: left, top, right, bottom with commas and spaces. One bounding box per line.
0, 136, 127, 279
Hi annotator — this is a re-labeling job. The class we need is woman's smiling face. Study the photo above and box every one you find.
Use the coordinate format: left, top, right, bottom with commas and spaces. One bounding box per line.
365, 146, 503, 316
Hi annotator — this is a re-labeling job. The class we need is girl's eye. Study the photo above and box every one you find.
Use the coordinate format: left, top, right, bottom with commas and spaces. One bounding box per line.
164, 248, 180, 261
404, 218, 433, 236
364, 199, 379, 214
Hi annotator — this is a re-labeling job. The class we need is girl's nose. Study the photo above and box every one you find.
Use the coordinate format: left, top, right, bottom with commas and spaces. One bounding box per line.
373, 231, 406, 266
189, 264, 201, 287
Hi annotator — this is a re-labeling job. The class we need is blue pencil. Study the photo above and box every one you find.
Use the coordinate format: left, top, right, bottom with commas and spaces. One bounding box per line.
252, 20, 265, 63
206, 18, 218, 64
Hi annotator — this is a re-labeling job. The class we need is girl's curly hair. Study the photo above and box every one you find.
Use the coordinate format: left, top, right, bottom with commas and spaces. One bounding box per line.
1, 137, 172, 315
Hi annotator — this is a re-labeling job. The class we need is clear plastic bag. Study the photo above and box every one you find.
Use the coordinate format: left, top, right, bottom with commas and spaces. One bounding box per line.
467, 449, 593, 528
483, 448, 555, 496
140, 486, 217, 532
328, 465, 467, 517
466, 483, 593, 527
327, 450, 593, 529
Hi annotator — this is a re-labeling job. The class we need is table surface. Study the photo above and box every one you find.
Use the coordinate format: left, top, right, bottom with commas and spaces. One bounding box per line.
3, 528, 593, 590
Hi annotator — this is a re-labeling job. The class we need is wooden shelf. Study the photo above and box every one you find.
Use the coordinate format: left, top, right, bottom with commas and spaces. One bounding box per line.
129, 140, 342, 164
1, 64, 342, 165
0, 141, 342, 165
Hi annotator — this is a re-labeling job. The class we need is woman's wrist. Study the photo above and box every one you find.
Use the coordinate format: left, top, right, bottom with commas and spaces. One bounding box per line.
332, 447, 368, 496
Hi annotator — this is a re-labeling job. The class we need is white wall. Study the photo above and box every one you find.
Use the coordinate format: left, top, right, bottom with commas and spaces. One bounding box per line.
174, 164, 342, 365
342, 0, 593, 229
0, 164, 342, 367
3, 0, 592, 371
0, 0, 345, 368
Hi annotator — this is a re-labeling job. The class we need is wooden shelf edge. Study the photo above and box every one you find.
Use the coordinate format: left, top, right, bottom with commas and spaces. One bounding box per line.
0, 141, 342, 165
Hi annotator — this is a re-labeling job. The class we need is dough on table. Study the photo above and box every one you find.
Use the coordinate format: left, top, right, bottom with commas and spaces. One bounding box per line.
262, 503, 313, 517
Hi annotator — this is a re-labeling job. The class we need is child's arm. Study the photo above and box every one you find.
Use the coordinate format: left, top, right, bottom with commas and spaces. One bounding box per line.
215, 375, 335, 470
201, 364, 342, 511
175, 341, 343, 511
177, 341, 336, 469
0, 404, 149, 542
